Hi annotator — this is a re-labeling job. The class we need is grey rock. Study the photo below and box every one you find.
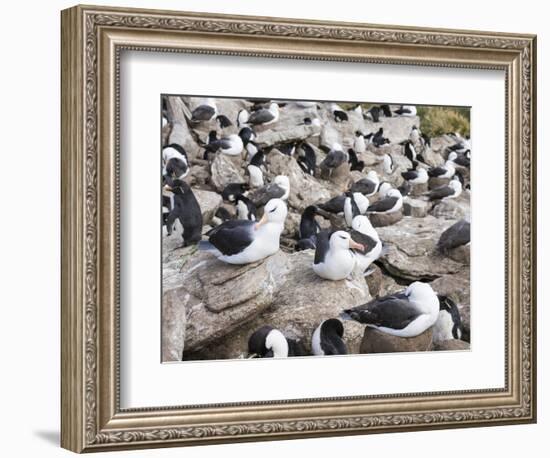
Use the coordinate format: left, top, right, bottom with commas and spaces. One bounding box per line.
433, 339, 470, 351
210, 154, 245, 191
369, 210, 404, 227
162, 288, 188, 361
430, 270, 470, 333
193, 189, 223, 225
377, 216, 465, 281
409, 182, 429, 197
429, 191, 471, 220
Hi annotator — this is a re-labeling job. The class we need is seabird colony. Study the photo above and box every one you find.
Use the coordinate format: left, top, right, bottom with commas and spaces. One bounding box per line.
162, 96, 471, 358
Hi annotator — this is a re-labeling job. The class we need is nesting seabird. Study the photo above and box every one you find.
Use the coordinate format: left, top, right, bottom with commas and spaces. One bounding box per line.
221, 183, 249, 202
203, 130, 244, 157
249, 175, 290, 207
428, 160, 456, 179
318, 194, 346, 214
211, 207, 232, 227
247, 326, 306, 358
350, 215, 383, 274
190, 98, 232, 127
401, 167, 429, 184
347, 148, 365, 172
409, 126, 421, 144
437, 219, 470, 254
199, 198, 287, 264
426, 178, 462, 201
235, 194, 257, 221
381, 153, 395, 175
237, 109, 250, 127
162, 144, 188, 176
380, 104, 393, 117
448, 151, 471, 168
372, 128, 390, 147
312, 230, 364, 281
401, 140, 418, 164
366, 106, 381, 122
350, 171, 379, 196
344, 192, 369, 227
312, 319, 348, 356
377, 181, 393, 197
246, 102, 279, 126
433, 295, 464, 343
163, 178, 203, 246
342, 281, 440, 337
238, 126, 256, 147
394, 105, 417, 116
367, 188, 403, 214
246, 150, 265, 188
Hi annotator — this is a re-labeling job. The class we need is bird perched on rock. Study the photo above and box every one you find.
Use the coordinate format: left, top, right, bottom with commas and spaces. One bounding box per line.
380, 104, 393, 118
202, 130, 244, 157
437, 219, 470, 254
163, 178, 202, 246
409, 125, 421, 144
199, 198, 287, 264
246, 102, 279, 126
401, 167, 429, 184
221, 183, 249, 202
248, 326, 306, 358
246, 149, 265, 188
318, 194, 346, 214
366, 106, 382, 122
394, 105, 417, 116
372, 128, 390, 147
342, 282, 440, 337
328, 103, 349, 122
162, 144, 189, 177
312, 319, 348, 356
350, 171, 379, 196
344, 192, 369, 227
299, 205, 321, 240
448, 151, 471, 168
350, 215, 383, 274
348, 148, 365, 172
377, 181, 393, 197
235, 194, 257, 221
320, 143, 348, 176
353, 131, 368, 153
313, 230, 364, 281
433, 295, 464, 343
237, 109, 250, 127
249, 175, 290, 207
190, 98, 232, 127
401, 140, 418, 164
367, 188, 403, 214
428, 160, 456, 179
296, 142, 317, 176
381, 153, 395, 175
426, 178, 462, 201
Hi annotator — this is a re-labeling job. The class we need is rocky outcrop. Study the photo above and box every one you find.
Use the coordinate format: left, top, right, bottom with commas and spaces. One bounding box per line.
403, 197, 429, 218
433, 339, 470, 351
193, 189, 222, 224
210, 154, 245, 191
376, 216, 465, 281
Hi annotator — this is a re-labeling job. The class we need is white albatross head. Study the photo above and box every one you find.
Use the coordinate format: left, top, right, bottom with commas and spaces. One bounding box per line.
329, 230, 364, 252
265, 329, 289, 358
255, 198, 288, 229
404, 282, 439, 313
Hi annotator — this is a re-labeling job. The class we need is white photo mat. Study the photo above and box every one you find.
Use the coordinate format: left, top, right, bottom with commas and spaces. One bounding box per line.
120, 51, 505, 408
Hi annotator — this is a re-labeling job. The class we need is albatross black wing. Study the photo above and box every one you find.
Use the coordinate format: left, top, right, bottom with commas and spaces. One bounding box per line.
367, 196, 399, 213
428, 185, 454, 201
247, 109, 274, 125
344, 295, 420, 330
349, 230, 379, 255
313, 230, 332, 265
207, 219, 256, 256
437, 219, 470, 252
428, 166, 447, 177
191, 105, 215, 121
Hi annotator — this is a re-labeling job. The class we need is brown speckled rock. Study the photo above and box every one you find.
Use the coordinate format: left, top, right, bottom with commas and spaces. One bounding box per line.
403, 197, 429, 218
369, 210, 404, 227
433, 339, 470, 351
360, 327, 434, 354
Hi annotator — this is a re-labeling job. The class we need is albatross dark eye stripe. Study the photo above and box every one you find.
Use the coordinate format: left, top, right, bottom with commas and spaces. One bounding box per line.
270, 207, 277, 213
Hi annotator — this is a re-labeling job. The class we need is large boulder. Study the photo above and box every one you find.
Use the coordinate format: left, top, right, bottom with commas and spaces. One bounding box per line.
210, 154, 245, 191
403, 197, 429, 218
183, 250, 371, 360
376, 216, 465, 281
430, 269, 471, 333
360, 327, 434, 353
369, 210, 404, 227
193, 189, 223, 225
429, 191, 471, 220
433, 339, 470, 351
266, 150, 333, 211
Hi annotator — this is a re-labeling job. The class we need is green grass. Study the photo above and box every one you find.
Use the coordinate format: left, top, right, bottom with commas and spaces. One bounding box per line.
416, 106, 470, 137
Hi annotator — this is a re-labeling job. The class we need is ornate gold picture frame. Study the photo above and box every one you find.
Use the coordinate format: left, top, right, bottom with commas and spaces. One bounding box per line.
61, 4, 536, 453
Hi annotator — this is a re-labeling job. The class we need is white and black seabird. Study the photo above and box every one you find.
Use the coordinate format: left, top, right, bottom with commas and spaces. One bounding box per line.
328, 103, 349, 122
247, 326, 306, 358
354, 131, 368, 154
372, 128, 390, 147
235, 194, 257, 221
163, 178, 203, 246
297, 142, 317, 176
401, 140, 418, 164
246, 149, 265, 188
237, 108, 250, 127
318, 194, 346, 214
221, 182, 249, 202
199, 198, 287, 264
367, 188, 403, 214
246, 102, 279, 126
342, 281, 440, 337
350, 171, 379, 196
427, 178, 462, 201
203, 130, 244, 157
448, 151, 471, 168
401, 167, 429, 184
350, 215, 383, 274
428, 160, 456, 179
381, 153, 395, 175
190, 98, 232, 127
299, 205, 321, 240
377, 181, 393, 197
437, 219, 470, 254
248, 175, 290, 207
348, 148, 365, 172
162, 143, 189, 177
366, 106, 381, 122
394, 105, 417, 117
409, 125, 421, 144
312, 230, 364, 281
344, 192, 369, 227
433, 295, 464, 343
311, 319, 348, 356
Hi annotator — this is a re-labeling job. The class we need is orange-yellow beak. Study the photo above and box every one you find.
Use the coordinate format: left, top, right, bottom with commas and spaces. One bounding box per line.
254, 213, 268, 230
349, 238, 365, 252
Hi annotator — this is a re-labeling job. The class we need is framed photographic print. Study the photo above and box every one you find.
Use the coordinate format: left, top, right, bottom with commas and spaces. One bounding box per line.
61, 4, 537, 453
